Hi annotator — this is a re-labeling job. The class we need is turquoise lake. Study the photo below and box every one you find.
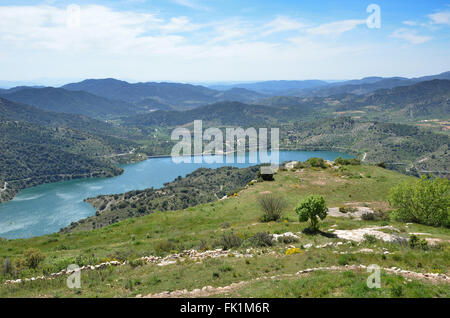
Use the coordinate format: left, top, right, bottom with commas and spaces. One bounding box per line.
0, 151, 352, 239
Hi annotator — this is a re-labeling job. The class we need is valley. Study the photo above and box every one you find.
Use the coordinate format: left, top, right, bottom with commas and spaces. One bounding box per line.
0, 71, 448, 299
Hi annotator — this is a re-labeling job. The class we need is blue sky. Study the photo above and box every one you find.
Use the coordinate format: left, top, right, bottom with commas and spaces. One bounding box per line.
0, 0, 449, 84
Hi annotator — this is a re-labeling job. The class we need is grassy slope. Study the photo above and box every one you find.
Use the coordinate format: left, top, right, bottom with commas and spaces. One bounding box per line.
1, 165, 449, 297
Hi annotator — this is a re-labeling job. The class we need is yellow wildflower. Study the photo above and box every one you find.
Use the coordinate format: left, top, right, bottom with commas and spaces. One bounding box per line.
285, 248, 302, 256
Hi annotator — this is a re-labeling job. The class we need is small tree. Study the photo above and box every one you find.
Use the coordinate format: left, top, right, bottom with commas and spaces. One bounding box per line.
17, 248, 45, 269
389, 175, 449, 227
258, 194, 286, 222
295, 195, 328, 231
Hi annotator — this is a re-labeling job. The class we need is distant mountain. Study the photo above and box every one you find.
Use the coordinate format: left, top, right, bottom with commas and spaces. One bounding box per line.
0, 97, 141, 140
122, 100, 316, 127
290, 71, 450, 97
347, 79, 450, 117
122, 79, 450, 128
134, 98, 174, 111
62, 78, 267, 110
209, 80, 328, 94
0, 87, 138, 118
212, 87, 265, 102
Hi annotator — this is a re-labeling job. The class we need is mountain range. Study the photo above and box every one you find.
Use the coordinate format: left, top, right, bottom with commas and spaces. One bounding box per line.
209, 71, 450, 97
123, 79, 450, 127
62, 79, 265, 111
0, 71, 448, 119
0, 87, 137, 118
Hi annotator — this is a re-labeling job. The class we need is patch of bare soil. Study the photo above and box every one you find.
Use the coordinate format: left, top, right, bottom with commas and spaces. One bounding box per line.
328, 206, 374, 220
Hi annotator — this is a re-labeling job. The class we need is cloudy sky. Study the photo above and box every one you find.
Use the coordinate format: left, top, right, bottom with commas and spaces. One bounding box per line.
0, 0, 449, 85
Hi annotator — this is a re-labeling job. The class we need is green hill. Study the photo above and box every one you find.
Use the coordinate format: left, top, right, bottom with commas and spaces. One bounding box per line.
62, 166, 260, 233
0, 121, 127, 203
1, 165, 448, 298
280, 117, 449, 176
0, 98, 139, 203
0, 87, 139, 118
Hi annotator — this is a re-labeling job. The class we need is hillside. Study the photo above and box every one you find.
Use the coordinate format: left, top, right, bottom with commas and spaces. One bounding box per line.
290, 71, 450, 97
122, 101, 316, 127
208, 71, 450, 97
0, 97, 137, 138
280, 117, 450, 176
62, 166, 260, 233
1, 164, 448, 298
0, 87, 139, 118
0, 120, 127, 202
62, 79, 266, 110
210, 80, 328, 94
345, 80, 450, 118
0, 98, 141, 203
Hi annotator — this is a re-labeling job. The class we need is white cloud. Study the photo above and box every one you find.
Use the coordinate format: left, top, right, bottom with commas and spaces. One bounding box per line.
171, 0, 210, 11
159, 16, 201, 33
262, 16, 307, 36
428, 11, 450, 25
389, 28, 432, 44
208, 20, 253, 43
306, 19, 366, 36
402, 20, 418, 26
0, 5, 203, 52
0, 4, 448, 81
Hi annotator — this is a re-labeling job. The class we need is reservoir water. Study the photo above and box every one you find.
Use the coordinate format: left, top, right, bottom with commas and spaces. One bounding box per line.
0, 151, 351, 239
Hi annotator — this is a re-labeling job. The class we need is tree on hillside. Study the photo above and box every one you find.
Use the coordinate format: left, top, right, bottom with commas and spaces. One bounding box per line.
295, 195, 328, 232
389, 175, 449, 227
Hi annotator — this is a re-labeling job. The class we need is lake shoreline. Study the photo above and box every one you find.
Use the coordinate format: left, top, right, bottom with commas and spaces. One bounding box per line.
0, 150, 353, 239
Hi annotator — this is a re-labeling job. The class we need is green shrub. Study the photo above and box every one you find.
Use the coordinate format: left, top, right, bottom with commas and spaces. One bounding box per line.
17, 248, 45, 269
361, 210, 390, 221
219, 264, 233, 272
196, 239, 209, 251
409, 234, 429, 250
306, 157, 327, 168
294, 162, 306, 169
219, 232, 242, 250
154, 240, 175, 255
220, 222, 231, 229
390, 284, 403, 297
339, 206, 357, 213
338, 254, 356, 266
248, 232, 274, 247
335, 156, 361, 166
361, 213, 375, 220
258, 194, 286, 222
148, 275, 162, 286
129, 259, 144, 268
295, 195, 328, 231
277, 235, 299, 244
389, 175, 449, 227
2, 258, 15, 277
125, 279, 134, 291
363, 234, 377, 244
